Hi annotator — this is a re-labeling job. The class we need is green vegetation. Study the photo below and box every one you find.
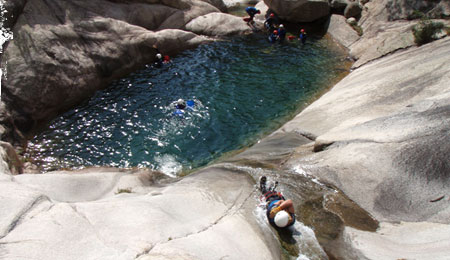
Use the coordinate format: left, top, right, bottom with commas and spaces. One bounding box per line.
407, 10, 425, 20
116, 188, 132, 194
412, 17, 444, 46
351, 24, 363, 36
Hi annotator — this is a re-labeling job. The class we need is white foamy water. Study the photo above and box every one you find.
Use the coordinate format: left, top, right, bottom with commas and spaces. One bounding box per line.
154, 154, 182, 178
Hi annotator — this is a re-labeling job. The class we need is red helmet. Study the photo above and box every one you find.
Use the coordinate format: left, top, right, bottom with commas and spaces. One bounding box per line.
273, 30, 278, 34
301, 29, 305, 32
270, 13, 275, 17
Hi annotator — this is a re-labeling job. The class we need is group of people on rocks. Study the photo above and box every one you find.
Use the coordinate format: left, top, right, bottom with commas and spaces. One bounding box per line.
245, 7, 307, 44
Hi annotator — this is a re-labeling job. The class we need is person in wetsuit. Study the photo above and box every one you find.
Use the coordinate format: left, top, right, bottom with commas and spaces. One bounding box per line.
299, 29, 307, 44
260, 176, 296, 228
264, 13, 278, 32
268, 30, 279, 43
245, 6, 261, 23
175, 99, 186, 109
277, 24, 286, 43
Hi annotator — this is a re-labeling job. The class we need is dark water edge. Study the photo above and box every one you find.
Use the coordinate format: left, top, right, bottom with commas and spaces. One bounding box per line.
24, 33, 351, 176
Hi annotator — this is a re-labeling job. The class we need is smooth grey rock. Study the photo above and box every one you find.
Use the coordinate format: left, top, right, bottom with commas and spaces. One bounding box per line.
386, 0, 450, 20
0, 181, 50, 238
335, 222, 450, 260
13, 170, 127, 202
341, 0, 450, 68
230, 132, 313, 165
263, 0, 330, 22
0, 146, 11, 176
0, 141, 22, 175
350, 20, 416, 68
327, 15, 360, 49
186, 12, 252, 36
0, 167, 280, 259
283, 37, 450, 224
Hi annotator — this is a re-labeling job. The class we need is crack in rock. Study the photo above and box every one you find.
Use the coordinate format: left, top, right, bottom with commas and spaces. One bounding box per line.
1, 195, 51, 239
68, 204, 118, 253
136, 189, 256, 258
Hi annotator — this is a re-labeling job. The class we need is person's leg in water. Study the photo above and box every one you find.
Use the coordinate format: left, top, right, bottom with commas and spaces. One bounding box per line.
260, 176, 267, 194
260, 176, 279, 195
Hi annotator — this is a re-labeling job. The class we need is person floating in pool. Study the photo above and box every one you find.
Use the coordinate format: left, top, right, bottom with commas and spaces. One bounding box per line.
175, 99, 186, 109
277, 24, 286, 43
245, 6, 261, 23
299, 29, 307, 44
173, 99, 196, 117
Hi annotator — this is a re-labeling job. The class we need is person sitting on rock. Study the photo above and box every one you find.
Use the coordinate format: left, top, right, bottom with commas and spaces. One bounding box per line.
260, 176, 296, 228
245, 6, 261, 23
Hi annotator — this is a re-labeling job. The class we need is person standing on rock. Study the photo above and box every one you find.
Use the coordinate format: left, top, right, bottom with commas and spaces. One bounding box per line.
299, 29, 307, 44
259, 176, 296, 228
245, 6, 260, 23
264, 13, 278, 32
277, 24, 286, 43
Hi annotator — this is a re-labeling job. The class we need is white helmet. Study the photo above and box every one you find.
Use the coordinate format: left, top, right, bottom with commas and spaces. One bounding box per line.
279, 24, 284, 28
156, 53, 162, 59
274, 210, 290, 228
177, 98, 185, 104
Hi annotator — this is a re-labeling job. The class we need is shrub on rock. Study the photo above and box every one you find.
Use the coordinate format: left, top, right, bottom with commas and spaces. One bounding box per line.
412, 18, 444, 45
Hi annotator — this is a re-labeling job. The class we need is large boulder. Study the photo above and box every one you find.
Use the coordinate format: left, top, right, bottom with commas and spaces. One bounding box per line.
263, 0, 330, 22
326, 14, 360, 49
186, 12, 252, 36
344, 2, 363, 19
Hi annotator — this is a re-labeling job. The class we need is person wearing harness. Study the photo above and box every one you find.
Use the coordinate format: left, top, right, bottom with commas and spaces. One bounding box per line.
260, 176, 296, 228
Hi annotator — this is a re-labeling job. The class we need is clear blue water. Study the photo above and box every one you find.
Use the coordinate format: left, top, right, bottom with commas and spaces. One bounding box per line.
26, 35, 348, 176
